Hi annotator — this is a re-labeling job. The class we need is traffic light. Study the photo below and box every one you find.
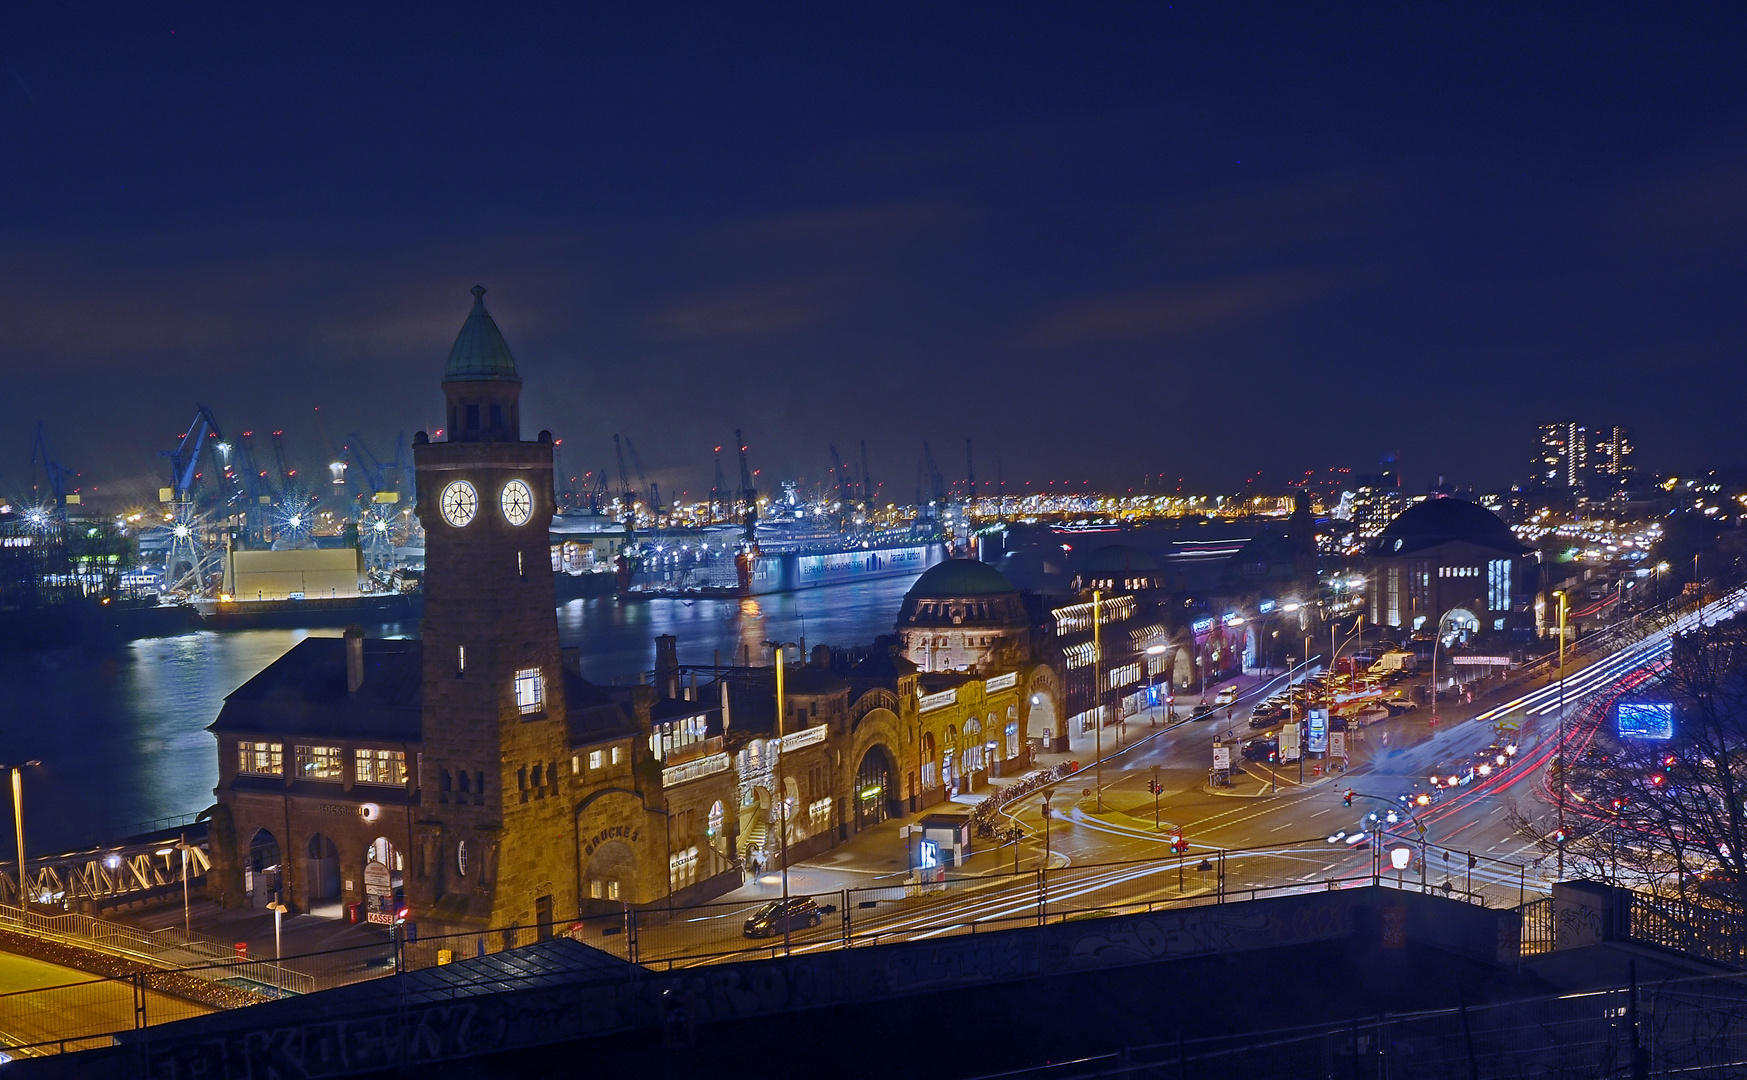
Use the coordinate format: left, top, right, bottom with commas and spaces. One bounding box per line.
1553, 829, 1567, 847
1169, 832, 1188, 854
1468, 853, 1479, 869
1343, 789, 1354, 807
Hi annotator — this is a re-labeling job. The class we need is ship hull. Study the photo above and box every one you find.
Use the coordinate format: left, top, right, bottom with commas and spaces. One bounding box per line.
747, 541, 944, 595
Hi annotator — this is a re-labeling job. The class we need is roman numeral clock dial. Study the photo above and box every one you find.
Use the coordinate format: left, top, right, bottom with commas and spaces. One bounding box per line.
439, 480, 478, 527
500, 479, 533, 526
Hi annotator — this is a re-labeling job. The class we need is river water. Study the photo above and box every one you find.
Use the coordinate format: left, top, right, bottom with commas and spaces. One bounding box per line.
0, 574, 918, 856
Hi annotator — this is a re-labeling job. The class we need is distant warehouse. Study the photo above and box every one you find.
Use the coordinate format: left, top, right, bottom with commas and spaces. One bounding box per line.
226, 548, 363, 601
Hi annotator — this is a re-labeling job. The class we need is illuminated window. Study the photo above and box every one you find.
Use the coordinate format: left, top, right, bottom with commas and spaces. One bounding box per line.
294, 745, 343, 781
237, 741, 283, 776
707, 800, 725, 838
355, 748, 408, 786
514, 668, 545, 714
611, 745, 624, 765
588, 750, 603, 770
456, 644, 465, 676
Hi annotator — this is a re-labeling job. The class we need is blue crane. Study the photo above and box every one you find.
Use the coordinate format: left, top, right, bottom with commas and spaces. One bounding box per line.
27, 421, 76, 506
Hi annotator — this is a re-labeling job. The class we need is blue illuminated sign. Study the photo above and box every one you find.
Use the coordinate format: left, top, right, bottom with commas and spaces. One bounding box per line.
1617, 702, 1674, 740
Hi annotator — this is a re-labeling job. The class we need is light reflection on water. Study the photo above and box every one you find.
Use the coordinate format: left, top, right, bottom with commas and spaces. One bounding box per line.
0, 574, 916, 855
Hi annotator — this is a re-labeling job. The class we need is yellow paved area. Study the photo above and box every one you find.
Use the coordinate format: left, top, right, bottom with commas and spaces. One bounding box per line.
0, 951, 207, 1055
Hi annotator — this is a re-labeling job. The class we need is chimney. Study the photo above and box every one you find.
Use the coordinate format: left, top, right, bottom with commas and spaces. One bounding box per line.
344, 625, 365, 694
655, 634, 680, 699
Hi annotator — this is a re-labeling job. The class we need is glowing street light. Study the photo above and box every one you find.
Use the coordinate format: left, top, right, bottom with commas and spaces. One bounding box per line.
2, 761, 40, 908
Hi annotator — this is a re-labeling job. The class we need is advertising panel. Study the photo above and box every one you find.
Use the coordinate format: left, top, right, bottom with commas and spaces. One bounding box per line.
1617, 701, 1674, 740
1307, 708, 1329, 754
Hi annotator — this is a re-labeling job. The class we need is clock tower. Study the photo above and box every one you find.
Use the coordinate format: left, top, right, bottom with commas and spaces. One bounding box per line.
412, 286, 575, 933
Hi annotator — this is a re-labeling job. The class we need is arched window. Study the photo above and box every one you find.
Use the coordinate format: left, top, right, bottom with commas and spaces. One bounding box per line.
964, 718, 984, 772
921, 732, 938, 789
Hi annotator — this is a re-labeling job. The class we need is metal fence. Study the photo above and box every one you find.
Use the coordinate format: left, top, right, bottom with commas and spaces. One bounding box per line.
974, 970, 1747, 1079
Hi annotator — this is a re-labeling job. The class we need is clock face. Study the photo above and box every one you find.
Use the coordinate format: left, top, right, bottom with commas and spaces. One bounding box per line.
500, 479, 534, 527
440, 480, 479, 528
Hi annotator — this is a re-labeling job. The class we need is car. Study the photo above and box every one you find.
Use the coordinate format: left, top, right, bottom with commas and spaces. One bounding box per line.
1242, 737, 1280, 762
742, 896, 822, 938
1249, 710, 1280, 730
1191, 702, 1215, 720
1214, 685, 1240, 706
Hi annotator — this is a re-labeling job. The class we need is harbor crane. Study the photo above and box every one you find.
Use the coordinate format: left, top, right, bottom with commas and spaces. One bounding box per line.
621, 436, 661, 527
612, 435, 637, 534
710, 447, 728, 525
27, 421, 77, 516
735, 429, 758, 544
829, 445, 852, 521
860, 440, 873, 511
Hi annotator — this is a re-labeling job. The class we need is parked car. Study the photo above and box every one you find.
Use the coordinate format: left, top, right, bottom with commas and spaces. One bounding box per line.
743, 896, 822, 938
1191, 702, 1215, 720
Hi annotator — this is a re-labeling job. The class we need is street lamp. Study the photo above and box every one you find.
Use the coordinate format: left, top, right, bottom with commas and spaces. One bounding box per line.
769, 641, 801, 954
3, 761, 41, 909
1554, 589, 1569, 880
1092, 589, 1104, 811
1040, 792, 1052, 870
1146, 644, 1168, 726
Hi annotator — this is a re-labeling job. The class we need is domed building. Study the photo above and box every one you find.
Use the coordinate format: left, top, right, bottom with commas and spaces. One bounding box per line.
1366, 496, 1536, 645
897, 559, 1031, 673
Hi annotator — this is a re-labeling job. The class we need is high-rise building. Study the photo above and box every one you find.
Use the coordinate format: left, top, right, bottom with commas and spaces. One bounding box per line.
1534, 423, 1587, 490
1593, 425, 1634, 481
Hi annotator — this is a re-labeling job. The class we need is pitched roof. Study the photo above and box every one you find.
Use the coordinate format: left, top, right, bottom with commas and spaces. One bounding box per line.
209, 637, 423, 741
444, 285, 522, 383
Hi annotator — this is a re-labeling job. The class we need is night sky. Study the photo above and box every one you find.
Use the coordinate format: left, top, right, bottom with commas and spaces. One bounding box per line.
4, 4, 1746, 505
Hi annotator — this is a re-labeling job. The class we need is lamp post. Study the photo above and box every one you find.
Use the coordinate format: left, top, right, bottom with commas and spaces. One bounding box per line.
267, 898, 288, 987
1147, 644, 1167, 726
1040, 792, 1052, 869
4, 761, 40, 909
1554, 589, 1569, 880
177, 836, 193, 935
771, 642, 798, 955
1092, 589, 1104, 811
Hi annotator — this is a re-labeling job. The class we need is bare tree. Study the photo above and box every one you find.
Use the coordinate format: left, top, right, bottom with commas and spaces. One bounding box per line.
1514, 614, 1747, 913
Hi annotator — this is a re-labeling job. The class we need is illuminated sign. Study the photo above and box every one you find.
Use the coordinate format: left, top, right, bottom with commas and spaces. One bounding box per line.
918, 689, 958, 713
1307, 708, 1328, 754
1258, 600, 1275, 614
1191, 618, 1214, 634
1617, 702, 1674, 740
918, 839, 939, 869
984, 672, 1018, 693
780, 725, 827, 752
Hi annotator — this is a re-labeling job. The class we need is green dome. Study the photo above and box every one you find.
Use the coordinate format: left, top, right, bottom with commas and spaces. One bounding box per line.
905, 559, 1017, 599
444, 285, 522, 383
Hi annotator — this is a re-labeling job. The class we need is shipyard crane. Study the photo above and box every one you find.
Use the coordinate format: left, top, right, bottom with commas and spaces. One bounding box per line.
965, 437, 976, 504
621, 436, 662, 527
735, 429, 758, 544
710, 447, 728, 525
588, 468, 610, 512
829, 445, 851, 520
922, 441, 947, 508
860, 440, 873, 511
612, 434, 638, 533
27, 421, 77, 514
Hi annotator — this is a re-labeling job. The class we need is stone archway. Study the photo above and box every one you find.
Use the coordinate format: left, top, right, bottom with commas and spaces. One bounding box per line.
584, 839, 636, 907
247, 828, 281, 909
1172, 645, 1197, 692
304, 833, 340, 909
853, 744, 899, 829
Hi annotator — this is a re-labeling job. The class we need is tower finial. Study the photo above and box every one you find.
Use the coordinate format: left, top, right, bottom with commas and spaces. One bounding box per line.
471, 284, 486, 300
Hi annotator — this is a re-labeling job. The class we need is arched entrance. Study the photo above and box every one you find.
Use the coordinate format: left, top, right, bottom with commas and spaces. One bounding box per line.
304, 833, 340, 911
1438, 608, 1481, 648
246, 828, 281, 909
584, 839, 636, 906
1172, 646, 1196, 692
854, 745, 898, 829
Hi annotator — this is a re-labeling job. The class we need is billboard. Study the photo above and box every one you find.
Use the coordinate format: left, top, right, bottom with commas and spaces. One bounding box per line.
1307, 708, 1329, 754
1617, 701, 1674, 740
